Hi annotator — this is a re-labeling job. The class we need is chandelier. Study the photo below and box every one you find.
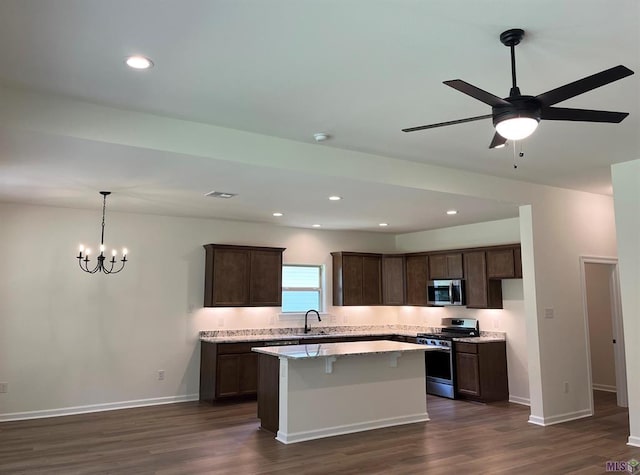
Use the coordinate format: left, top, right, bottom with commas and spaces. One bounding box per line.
77, 191, 128, 274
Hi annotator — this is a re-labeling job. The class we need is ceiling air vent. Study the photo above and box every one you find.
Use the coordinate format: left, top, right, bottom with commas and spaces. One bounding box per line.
205, 191, 237, 199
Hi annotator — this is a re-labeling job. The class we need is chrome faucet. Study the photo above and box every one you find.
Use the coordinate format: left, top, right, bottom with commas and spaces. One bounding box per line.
304, 309, 321, 333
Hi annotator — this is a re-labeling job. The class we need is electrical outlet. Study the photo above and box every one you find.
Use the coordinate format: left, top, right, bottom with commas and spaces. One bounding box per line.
544, 308, 555, 319
0, 382, 8, 393
157, 370, 165, 381
563, 381, 569, 393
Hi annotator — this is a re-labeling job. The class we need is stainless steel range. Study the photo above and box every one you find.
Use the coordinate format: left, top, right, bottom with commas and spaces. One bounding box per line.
416, 318, 479, 399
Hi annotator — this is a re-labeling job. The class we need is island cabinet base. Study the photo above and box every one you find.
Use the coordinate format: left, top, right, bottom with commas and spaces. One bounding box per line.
257, 350, 429, 444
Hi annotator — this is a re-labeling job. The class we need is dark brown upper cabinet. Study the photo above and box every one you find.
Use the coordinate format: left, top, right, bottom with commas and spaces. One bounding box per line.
428, 252, 463, 279
463, 251, 503, 309
331, 244, 520, 308
485, 245, 523, 279
514, 247, 522, 278
332, 252, 382, 306
405, 254, 429, 305
382, 255, 405, 305
203, 244, 285, 307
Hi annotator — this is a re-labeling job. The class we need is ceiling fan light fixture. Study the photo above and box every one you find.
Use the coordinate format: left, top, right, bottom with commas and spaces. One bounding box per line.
125, 55, 154, 70
495, 116, 539, 141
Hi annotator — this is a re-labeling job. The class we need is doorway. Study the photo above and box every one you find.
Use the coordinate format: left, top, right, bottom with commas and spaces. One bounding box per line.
580, 257, 627, 409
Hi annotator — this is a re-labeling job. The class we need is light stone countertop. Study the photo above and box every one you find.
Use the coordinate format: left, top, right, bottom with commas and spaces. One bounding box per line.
199, 326, 506, 344
252, 339, 437, 359
200, 330, 411, 344
453, 336, 506, 343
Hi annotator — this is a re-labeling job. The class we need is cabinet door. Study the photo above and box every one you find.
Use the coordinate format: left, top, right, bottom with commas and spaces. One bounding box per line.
514, 247, 522, 278
342, 255, 364, 305
463, 251, 489, 308
212, 249, 250, 306
405, 255, 428, 305
446, 253, 464, 279
250, 250, 282, 306
362, 256, 382, 305
487, 249, 515, 278
456, 352, 480, 396
216, 354, 241, 397
238, 353, 259, 394
428, 254, 447, 279
382, 255, 405, 305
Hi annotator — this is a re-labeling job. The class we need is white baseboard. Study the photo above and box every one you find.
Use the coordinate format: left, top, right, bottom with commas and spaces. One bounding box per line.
276, 413, 430, 444
628, 436, 640, 447
509, 395, 530, 406
0, 394, 199, 422
528, 408, 592, 426
592, 384, 617, 393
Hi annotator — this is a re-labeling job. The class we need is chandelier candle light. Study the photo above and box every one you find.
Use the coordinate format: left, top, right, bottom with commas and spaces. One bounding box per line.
77, 191, 128, 274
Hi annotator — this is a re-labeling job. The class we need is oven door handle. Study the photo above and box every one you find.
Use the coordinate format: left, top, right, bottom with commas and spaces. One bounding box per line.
424, 346, 451, 353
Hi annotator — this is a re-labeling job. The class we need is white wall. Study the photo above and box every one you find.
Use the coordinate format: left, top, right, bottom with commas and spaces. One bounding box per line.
612, 159, 640, 447
395, 217, 521, 252
522, 190, 618, 425
0, 202, 396, 418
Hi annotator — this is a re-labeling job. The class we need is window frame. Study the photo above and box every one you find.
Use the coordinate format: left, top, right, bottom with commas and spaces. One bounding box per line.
281, 264, 324, 313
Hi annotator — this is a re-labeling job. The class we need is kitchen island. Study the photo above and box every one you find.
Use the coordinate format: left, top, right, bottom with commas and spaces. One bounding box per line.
253, 340, 432, 444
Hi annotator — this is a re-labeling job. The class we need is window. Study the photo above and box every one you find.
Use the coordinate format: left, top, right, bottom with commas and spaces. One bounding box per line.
281, 265, 323, 313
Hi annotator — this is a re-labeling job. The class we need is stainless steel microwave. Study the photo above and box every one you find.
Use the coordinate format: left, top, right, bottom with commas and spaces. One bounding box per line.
427, 279, 465, 306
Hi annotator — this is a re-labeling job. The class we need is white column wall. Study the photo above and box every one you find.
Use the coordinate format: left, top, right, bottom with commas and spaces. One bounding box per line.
525, 192, 618, 424
612, 159, 640, 447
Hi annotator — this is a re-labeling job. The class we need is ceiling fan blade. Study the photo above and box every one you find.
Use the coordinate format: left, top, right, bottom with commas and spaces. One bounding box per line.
536, 65, 634, 107
402, 114, 492, 132
541, 107, 629, 123
444, 80, 511, 107
489, 132, 507, 149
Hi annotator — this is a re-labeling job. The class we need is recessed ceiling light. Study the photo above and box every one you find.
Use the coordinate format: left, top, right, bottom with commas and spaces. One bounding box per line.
328, 196, 342, 201
205, 191, 237, 199
314, 132, 330, 142
125, 55, 154, 70
312, 224, 321, 228
379, 223, 388, 227
446, 210, 458, 215
273, 212, 283, 217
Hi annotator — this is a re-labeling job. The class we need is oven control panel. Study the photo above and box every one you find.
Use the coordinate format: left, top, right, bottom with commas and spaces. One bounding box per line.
416, 337, 452, 348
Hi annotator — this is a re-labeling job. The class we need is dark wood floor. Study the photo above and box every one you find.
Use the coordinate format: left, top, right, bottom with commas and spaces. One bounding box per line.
0, 391, 636, 474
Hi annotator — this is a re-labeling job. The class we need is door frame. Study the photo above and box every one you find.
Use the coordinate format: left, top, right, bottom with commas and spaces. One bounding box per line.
579, 256, 628, 408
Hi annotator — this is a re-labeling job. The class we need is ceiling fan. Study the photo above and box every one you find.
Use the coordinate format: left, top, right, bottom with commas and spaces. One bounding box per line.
402, 28, 634, 149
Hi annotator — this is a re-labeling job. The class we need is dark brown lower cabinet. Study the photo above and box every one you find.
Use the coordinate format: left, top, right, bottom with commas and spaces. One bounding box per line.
201, 335, 392, 403
257, 353, 280, 433
200, 341, 264, 402
455, 341, 508, 402
216, 353, 258, 397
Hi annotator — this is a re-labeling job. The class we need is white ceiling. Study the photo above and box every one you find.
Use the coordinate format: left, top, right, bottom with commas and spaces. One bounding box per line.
0, 0, 638, 233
